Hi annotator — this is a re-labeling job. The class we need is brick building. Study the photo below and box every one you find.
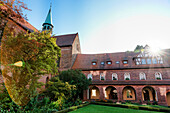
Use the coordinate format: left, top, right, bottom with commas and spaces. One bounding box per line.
1, 6, 170, 106
42, 7, 170, 106
56, 33, 170, 106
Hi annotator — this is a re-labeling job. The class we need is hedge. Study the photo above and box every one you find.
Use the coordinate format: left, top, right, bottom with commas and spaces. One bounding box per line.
55, 103, 89, 113
90, 102, 170, 112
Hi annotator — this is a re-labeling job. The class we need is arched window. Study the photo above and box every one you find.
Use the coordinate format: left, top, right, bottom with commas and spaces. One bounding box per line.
139, 72, 146, 80
100, 73, 105, 80
112, 73, 118, 80
124, 73, 130, 80
87, 74, 92, 80
155, 72, 162, 80
43, 26, 46, 30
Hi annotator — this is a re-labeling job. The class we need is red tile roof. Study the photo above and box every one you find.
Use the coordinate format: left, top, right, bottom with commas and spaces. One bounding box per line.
72, 49, 170, 70
10, 17, 38, 32
72, 52, 138, 70
0, 5, 38, 32
54, 33, 78, 47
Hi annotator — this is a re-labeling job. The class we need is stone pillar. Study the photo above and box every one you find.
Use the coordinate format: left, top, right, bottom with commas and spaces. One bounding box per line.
83, 89, 87, 100
117, 86, 123, 102
136, 87, 143, 104
156, 87, 167, 105
99, 86, 105, 100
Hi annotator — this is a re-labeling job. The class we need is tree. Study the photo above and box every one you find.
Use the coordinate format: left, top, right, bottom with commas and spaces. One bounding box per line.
1, 30, 61, 106
0, 0, 30, 40
59, 69, 91, 100
134, 45, 144, 53
45, 76, 76, 101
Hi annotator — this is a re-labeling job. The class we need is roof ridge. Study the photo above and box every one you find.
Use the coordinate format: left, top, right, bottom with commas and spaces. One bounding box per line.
54, 33, 78, 37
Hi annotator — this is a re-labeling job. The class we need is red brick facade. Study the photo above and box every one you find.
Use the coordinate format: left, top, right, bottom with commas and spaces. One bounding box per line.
57, 35, 170, 106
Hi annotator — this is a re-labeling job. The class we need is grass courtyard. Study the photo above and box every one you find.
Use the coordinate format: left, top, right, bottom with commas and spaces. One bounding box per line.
69, 104, 166, 113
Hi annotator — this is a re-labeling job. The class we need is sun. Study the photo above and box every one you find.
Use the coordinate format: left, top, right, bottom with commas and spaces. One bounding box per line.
149, 46, 161, 56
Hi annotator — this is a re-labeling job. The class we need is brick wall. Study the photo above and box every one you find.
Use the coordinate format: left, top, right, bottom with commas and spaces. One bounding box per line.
83, 68, 170, 81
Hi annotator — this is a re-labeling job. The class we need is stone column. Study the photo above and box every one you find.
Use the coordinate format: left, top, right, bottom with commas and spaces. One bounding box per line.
117, 86, 123, 102
99, 86, 105, 100
136, 87, 143, 104
156, 87, 167, 105
83, 90, 87, 100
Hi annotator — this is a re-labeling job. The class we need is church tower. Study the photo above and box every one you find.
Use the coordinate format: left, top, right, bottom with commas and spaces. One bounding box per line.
42, 6, 53, 31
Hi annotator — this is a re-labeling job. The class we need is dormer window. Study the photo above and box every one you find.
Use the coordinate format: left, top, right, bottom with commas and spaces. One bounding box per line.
107, 61, 112, 65
116, 61, 120, 64
92, 62, 97, 65
134, 46, 163, 65
123, 60, 128, 64
101, 62, 105, 65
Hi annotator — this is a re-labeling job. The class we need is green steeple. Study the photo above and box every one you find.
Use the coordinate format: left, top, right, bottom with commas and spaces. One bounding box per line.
42, 6, 53, 31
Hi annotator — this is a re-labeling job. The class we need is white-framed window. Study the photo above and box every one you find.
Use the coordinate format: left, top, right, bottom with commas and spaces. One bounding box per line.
100, 73, 105, 80
155, 72, 162, 80
92, 89, 96, 96
112, 73, 118, 80
124, 73, 130, 80
87, 74, 92, 80
139, 72, 146, 80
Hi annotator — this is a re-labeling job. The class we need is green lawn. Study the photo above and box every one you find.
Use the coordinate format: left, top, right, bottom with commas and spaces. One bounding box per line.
69, 104, 165, 113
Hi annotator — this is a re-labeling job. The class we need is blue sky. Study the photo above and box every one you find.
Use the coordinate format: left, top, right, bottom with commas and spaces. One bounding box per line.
23, 0, 170, 54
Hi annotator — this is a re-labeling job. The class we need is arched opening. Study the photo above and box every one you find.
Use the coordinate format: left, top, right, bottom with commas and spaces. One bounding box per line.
123, 86, 136, 100
166, 92, 170, 106
89, 86, 100, 99
46, 77, 49, 83
142, 86, 157, 101
105, 86, 118, 100
143, 90, 150, 101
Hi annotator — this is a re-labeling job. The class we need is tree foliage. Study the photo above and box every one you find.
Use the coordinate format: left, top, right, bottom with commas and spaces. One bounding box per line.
45, 76, 76, 101
1, 30, 61, 106
59, 69, 91, 99
134, 45, 144, 53
0, 0, 30, 39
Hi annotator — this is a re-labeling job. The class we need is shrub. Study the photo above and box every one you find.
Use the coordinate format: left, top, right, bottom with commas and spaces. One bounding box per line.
153, 101, 158, 105
107, 100, 113, 103
127, 105, 139, 110
147, 100, 152, 105
88, 78, 92, 81
59, 69, 91, 100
